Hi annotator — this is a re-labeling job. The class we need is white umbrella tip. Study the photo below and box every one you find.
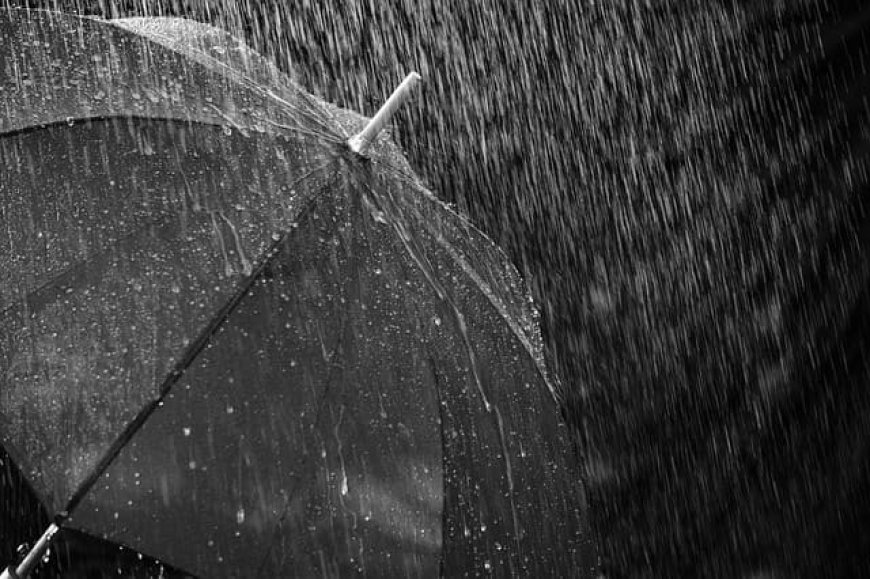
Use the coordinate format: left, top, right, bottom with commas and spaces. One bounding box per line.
348, 72, 423, 156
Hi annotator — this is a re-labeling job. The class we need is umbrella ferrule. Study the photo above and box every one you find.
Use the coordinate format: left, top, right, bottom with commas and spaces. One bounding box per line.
348, 72, 422, 156
2, 523, 59, 579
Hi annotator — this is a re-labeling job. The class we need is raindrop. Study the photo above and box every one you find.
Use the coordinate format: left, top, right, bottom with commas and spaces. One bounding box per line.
182, 427, 191, 437
433, 316, 442, 326
188, 460, 197, 470
236, 507, 245, 524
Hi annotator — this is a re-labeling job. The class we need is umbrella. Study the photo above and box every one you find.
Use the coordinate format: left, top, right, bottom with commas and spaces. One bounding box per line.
0, 9, 591, 577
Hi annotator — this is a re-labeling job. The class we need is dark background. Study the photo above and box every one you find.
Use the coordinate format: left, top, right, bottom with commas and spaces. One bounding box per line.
6, 0, 870, 576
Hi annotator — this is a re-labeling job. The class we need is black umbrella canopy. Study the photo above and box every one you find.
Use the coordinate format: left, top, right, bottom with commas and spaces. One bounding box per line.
0, 9, 592, 577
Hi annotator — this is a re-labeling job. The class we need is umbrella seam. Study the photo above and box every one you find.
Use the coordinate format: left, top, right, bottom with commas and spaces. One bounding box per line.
59, 178, 328, 519
0, 114, 341, 145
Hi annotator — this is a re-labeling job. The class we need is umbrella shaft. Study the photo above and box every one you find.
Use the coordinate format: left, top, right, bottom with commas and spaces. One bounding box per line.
2, 523, 59, 579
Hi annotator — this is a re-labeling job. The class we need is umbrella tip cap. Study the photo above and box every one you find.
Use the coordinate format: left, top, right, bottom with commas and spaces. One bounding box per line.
348, 72, 422, 156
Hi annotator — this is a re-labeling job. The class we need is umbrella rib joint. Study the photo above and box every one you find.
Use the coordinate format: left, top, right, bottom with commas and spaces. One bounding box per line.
347, 72, 422, 157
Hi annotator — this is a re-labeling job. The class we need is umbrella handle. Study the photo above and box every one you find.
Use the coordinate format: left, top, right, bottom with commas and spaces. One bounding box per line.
1, 523, 59, 579
348, 72, 422, 156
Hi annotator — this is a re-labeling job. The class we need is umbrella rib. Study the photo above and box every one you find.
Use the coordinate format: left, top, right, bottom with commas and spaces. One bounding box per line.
358, 179, 534, 548
423, 232, 559, 402
60, 163, 339, 519
61, 234, 286, 517
264, 87, 346, 140
361, 167, 559, 401
370, 155, 428, 191
260, 116, 345, 143
255, 174, 354, 575
253, 332, 349, 577
357, 180, 493, 410
0, 118, 339, 323
426, 357, 451, 576
109, 21, 343, 141
0, 211, 177, 322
